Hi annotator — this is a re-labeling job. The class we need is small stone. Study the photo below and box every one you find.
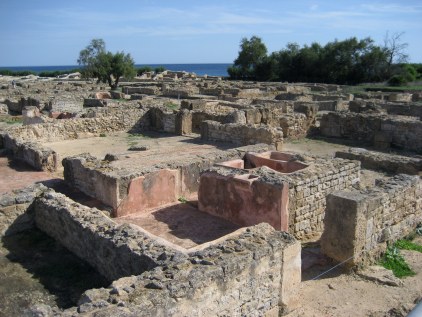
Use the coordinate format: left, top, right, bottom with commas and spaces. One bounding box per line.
328, 283, 335, 290
145, 281, 164, 290
128, 145, 149, 151
104, 153, 119, 161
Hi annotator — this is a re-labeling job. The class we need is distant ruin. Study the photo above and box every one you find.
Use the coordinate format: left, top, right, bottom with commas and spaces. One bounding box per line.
0, 71, 421, 316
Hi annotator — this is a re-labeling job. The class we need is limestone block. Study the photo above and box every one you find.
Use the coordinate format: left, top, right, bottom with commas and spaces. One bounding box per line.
321, 191, 368, 266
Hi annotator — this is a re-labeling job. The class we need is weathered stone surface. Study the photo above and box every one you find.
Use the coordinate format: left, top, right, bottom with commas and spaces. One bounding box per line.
336, 148, 422, 175
34, 190, 188, 281
320, 112, 422, 153
0, 184, 47, 236
55, 223, 300, 317
321, 174, 422, 265
357, 265, 403, 287
201, 120, 283, 150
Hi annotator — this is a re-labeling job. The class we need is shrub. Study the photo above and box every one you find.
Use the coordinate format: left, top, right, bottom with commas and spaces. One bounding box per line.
0, 70, 36, 76
137, 66, 152, 76
38, 69, 80, 77
388, 75, 407, 86
154, 66, 166, 73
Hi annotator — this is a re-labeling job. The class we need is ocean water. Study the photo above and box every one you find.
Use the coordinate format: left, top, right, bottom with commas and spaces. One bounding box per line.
0, 63, 232, 77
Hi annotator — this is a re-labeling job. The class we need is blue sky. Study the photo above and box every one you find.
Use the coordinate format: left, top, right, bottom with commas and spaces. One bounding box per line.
1, 0, 421, 66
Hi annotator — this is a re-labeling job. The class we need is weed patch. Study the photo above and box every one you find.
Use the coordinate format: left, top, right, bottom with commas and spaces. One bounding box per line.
395, 239, 422, 253
379, 246, 415, 278
165, 102, 179, 110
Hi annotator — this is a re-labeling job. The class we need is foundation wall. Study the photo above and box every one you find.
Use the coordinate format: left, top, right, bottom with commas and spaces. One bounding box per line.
0, 184, 47, 236
4, 107, 148, 143
321, 175, 422, 266
320, 112, 422, 153
2, 134, 58, 172
115, 169, 179, 217
201, 120, 283, 150
34, 190, 187, 281
62, 223, 301, 317
63, 144, 274, 215
335, 149, 422, 175
62, 154, 120, 209
198, 171, 289, 231
288, 160, 360, 240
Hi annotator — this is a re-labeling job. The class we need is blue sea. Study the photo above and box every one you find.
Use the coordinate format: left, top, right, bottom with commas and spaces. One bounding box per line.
0, 63, 232, 77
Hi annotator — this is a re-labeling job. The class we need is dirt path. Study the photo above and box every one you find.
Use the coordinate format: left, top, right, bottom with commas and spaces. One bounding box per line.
291, 246, 422, 317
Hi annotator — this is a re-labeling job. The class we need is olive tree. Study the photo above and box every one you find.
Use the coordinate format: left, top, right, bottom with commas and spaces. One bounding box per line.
228, 36, 267, 80
78, 39, 136, 89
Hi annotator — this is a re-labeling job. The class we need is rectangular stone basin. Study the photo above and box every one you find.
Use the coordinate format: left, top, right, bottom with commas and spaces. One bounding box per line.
216, 151, 308, 174
114, 202, 241, 250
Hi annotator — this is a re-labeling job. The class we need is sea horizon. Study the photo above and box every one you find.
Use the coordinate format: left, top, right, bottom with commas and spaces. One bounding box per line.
0, 63, 232, 77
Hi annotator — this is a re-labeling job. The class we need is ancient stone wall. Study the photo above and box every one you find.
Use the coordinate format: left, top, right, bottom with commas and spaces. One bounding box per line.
278, 158, 360, 240
198, 170, 289, 231
34, 190, 187, 282
335, 149, 422, 175
320, 112, 422, 153
63, 145, 274, 214
57, 223, 300, 317
5, 108, 148, 143
1, 134, 58, 171
0, 184, 47, 236
29, 188, 301, 316
321, 175, 422, 266
201, 120, 283, 150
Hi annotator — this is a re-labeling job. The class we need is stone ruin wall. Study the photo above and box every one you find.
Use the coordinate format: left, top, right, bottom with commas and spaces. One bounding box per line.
0, 184, 47, 236
335, 149, 422, 175
321, 174, 422, 266
283, 159, 360, 240
320, 112, 422, 153
62, 145, 274, 214
34, 190, 185, 281
200, 120, 283, 150
0, 106, 149, 171
2, 188, 299, 317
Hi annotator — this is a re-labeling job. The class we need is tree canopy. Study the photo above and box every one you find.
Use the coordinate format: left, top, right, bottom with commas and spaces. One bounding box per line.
78, 39, 136, 89
228, 36, 267, 80
228, 34, 411, 85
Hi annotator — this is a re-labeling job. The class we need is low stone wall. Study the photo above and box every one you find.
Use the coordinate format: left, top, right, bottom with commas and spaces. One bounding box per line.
1, 134, 58, 171
281, 158, 360, 240
34, 190, 187, 281
320, 112, 422, 153
63, 144, 274, 215
30, 189, 301, 316
58, 223, 300, 317
336, 149, 422, 175
201, 120, 283, 150
0, 184, 47, 236
198, 169, 289, 231
321, 175, 422, 266
6, 111, 147, 143
1, 107, 148, 170
148, 108, 176, 133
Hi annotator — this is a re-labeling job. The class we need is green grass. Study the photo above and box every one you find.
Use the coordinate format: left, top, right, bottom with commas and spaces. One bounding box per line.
127, 133, 150, 139
344, 83, 422, 94
0, 116, 22, 125
379, 246, 416, 278
126, 132, 150, 147
395, 239, 422, 253
165, 102, 179, 110
178, 196, 188, 203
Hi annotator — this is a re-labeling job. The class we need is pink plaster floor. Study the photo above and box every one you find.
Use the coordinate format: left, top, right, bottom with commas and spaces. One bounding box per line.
0, 155, 56, 195
114, 202, 241, 249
